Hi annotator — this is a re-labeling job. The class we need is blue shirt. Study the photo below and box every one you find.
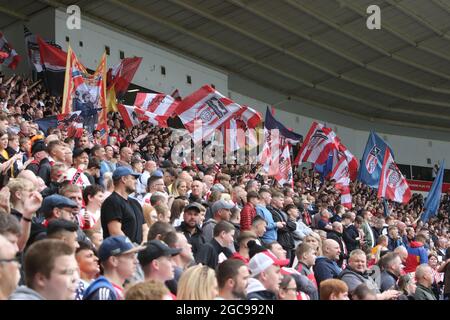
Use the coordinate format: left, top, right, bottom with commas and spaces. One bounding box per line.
256, 205, 277, 243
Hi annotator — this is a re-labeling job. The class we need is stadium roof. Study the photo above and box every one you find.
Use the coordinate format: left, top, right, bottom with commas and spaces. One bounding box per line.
2, 0, 450, 132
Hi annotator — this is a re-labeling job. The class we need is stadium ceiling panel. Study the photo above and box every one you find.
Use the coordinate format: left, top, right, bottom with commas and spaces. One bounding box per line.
3, 0, 450, 131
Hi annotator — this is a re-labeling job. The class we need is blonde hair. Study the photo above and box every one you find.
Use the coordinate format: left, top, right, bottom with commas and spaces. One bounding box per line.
177, 265, 217, 300
125, 280, 170, 300
7, 178, 36, 205
304, 233, 323, 256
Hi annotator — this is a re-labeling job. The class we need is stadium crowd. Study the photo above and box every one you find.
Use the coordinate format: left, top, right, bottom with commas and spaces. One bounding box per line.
0, 71, 449, 301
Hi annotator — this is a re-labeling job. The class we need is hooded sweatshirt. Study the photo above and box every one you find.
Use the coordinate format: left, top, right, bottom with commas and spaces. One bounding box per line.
9, 286, 45, 300
405, 241, 428, 273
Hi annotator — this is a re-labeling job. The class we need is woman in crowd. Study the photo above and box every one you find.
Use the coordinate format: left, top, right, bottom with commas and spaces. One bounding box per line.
177, 265, 218, 300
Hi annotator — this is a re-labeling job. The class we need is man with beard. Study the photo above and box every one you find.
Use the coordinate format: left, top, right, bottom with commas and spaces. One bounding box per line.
101, 167, 146, 244
176, 203, 206, 261
216, 259, 250, 300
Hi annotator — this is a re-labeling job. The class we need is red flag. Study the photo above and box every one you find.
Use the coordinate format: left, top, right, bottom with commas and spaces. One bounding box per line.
0, 32, 20, 69
108, 57, 142, 97
176, 85, 242, 143
274, 143, 294, 188
294, 122, 337, 166
377, 148, 411, 204
235, 105, 262, 129
134, 93, 179, 117
38, 36, 67, 96
117, 104, 168, 128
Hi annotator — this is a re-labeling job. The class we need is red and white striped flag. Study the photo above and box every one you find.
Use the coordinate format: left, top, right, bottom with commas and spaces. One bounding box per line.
294, 122, 337, 166
0, 32, 20, 70
236, 105, 262, 129
117, 104, 169, 128
274, 143, 294, 188
176, 85, 242, 143
377, 148, 411, 204
331, 157, 352, 209
134, 93, 179, 117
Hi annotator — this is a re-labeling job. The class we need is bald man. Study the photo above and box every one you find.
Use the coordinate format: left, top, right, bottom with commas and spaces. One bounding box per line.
313, 239, 342, 287
413, 264, 436, 300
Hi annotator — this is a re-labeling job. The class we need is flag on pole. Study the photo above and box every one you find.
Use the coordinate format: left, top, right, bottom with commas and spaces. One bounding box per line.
0, 32, 20, 69
117, 104, 169, 128
176, 85, 242, 143
38, 36, 66, 96
294, 122, 336, 166
264, 107, 302, 144
133, 93, 179, 117
236, 105, 262, 129
377, 148, 411, 204
171, 89, 182, 101
274, 142, 294, 187
358, 132, 393, 188
421, 160, 445, 223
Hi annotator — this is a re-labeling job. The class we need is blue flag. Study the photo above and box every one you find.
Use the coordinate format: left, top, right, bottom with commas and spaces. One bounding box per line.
264, 107, 302, 143
358, 131, 393, 188
421, 160, 445, 223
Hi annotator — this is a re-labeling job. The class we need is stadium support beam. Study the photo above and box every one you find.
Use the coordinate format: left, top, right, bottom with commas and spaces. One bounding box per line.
103, 0, 450, 119
229, 0, 450, 96
0, 5, 29, 21
338, 0, 450, 76
168, 0, 450, 110
284, 0, 450, 83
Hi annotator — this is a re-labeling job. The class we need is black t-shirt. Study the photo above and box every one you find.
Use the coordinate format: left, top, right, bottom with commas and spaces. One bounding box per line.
101, 192, 144, 244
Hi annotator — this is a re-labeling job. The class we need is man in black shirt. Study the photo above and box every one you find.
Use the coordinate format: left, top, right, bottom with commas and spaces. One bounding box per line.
101, 167, 146, 244
176, 202, 206, 261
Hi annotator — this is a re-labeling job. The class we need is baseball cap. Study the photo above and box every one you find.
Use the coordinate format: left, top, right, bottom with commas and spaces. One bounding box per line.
185, 202, 203, 212
31, 140, 46, 155
112, 166, 141, 180
41, 194, 78, 214
138, 240, 181, 267
72, 148, 89, 159
248, 251, 289, 277
211, 199, 235, 214
151, 170, 163, 178
98, 235, 145, 262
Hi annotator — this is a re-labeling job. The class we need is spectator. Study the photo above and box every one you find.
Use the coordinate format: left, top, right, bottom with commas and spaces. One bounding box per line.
177, 265, 218, 300
197, 221, 235, 269
189, 180, 204, 204
342, 214, 362, 253
295, 243, 317, 288
0, 234, 20, 300
46, 219, 80, 252
240, 191, 259, 231
250, 216, 266, 244
74, 241, 100, 300
81, 184, 105, 231
379, 252, 404, 292
169, 198, 186, 227
247, 251, 287, 300
319, 279, 349, 300
427, 253, 443, 299
83, 235, 144, 300
117, 146, 132, 168
398, 274, 416, 300
255, 189, 282, 244
100, 145, 116, 175
202, 200, 234, 243
125, 280, 171, 300
231, 231, 257, 263
351, 283, 377, 300
175, 203, 206, 261
405, 234, 428, 273
304, 233, 323, 256
216, 259, 250, 300
267, 191, 296, 262
278, 274, 299, 300
387, 226, 404, 251
361, 210, 375, 249
327, 221, 348, 268
313, 239, 342, 287
413, 264, 437, 300
101, 167, 146, 245
10, 239, 79, 300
